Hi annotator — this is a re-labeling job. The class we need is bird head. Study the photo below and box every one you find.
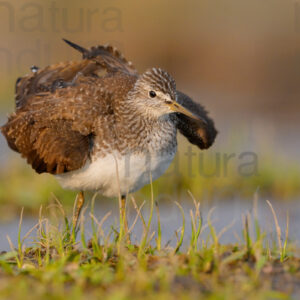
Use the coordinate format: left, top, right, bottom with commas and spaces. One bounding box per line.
131, 68, 205, 123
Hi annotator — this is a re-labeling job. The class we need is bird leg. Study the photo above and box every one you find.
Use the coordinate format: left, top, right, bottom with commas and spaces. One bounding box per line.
121, 195, 130, 243
72, 191, 85, 233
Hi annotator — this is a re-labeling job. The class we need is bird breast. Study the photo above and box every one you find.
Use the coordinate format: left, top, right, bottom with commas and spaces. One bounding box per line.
55, 118, 178, 197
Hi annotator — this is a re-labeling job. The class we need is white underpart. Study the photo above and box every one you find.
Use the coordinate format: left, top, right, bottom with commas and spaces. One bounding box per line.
55, 150, 176, 197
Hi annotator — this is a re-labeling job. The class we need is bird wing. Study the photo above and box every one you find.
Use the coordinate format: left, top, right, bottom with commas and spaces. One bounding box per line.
15, 39, 138, 110
63, 39, 138, 76
174, 91, 218, 149
2, 55, 137, 174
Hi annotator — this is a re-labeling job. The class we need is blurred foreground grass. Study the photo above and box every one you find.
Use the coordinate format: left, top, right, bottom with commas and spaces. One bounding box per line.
0, 195, 299, 300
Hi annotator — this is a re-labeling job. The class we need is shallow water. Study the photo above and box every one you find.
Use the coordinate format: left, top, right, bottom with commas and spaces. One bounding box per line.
0, 198, 299, 251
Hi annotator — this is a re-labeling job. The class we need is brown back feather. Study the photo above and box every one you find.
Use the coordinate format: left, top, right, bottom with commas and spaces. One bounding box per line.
63, 39, 137, 75
15, 39, 137, 110
2, 43, 137, 174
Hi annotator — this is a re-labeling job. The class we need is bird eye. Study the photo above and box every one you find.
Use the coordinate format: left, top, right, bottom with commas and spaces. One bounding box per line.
149, 90, 156, 98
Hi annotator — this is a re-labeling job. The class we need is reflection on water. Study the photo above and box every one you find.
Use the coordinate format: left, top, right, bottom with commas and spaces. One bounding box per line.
0, 198, 299, 251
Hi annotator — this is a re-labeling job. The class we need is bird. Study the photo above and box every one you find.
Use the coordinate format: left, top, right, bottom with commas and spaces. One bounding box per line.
1, 39, 217, 233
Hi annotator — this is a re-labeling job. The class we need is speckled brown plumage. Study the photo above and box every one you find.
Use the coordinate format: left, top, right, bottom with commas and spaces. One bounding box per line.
1, 39, 217, 179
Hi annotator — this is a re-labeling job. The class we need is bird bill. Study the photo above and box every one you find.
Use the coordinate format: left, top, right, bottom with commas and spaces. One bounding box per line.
167, 101, 207, 124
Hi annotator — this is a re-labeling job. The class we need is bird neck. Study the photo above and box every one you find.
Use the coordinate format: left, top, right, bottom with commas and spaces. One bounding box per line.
114, 98, 177, 153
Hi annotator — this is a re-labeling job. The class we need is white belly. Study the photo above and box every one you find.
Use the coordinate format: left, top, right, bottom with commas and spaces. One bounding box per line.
55, 150, 176, 197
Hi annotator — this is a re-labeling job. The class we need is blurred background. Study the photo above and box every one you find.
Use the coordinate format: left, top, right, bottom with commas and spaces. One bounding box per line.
0, 0, 299, 247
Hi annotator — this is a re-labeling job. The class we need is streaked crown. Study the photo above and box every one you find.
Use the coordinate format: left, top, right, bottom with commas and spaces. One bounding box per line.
139, 67, 177, 100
